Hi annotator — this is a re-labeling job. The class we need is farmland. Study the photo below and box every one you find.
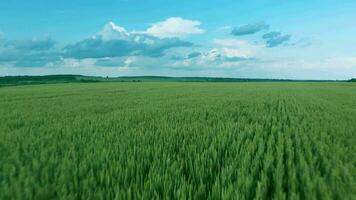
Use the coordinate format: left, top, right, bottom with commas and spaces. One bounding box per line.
0, 82, 355, 199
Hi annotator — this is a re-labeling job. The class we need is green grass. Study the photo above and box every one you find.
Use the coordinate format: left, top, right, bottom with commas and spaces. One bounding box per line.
0, 82, 355, 199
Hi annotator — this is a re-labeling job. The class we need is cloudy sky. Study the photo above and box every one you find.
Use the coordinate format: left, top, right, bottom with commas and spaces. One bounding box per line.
1, 0, 356, 79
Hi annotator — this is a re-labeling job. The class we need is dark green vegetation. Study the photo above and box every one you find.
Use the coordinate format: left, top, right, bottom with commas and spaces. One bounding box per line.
0, 75, 101, 87
0, 75, 348, 87
0, 82, 355, 199
350, 78, 356, 82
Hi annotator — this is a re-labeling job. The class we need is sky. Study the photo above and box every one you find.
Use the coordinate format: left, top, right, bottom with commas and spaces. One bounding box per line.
0, 0, 356, 79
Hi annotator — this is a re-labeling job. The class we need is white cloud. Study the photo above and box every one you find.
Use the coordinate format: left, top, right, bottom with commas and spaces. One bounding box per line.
179, 39, 262, 68
168, 38, 260, 69
214, 39, 261, 58
99, 21, 129, 41
146, 17, 205, 38
65, 21, 192, 59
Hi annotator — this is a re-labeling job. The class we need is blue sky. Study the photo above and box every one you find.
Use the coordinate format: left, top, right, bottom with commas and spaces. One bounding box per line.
1, 0, 356, 79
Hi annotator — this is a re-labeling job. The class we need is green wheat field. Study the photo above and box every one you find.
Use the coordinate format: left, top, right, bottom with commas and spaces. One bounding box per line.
0, 82, 355, 199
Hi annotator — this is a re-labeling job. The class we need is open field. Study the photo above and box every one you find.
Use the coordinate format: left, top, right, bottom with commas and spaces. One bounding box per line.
0, 82, 355, 199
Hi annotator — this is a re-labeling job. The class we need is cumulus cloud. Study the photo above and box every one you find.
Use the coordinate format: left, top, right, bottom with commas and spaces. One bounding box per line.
200, 48, 255, 64
0, 20, 196, 68
170, 39, 262, 69
63, 21, 193, 60
0, 37, 61, 67
146, 17, 205, 38
0, 19, 313, 78
231, 23, 293, 47
214, 39, 259, 58
262, 31, 291, 47
169, 47, 259, 72
169, 39, 259, 70
231, 22, 269, 36
100, 22, 129, 41
168, 38, 258, 67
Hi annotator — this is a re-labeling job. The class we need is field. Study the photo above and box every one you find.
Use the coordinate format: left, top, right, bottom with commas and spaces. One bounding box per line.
0, 82, 355, 199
